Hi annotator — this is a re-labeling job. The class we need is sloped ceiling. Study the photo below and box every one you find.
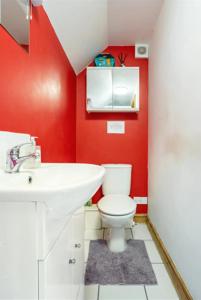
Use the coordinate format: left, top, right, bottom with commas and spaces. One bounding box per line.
108, 0, 163, 45
43, 0, 163, 74
43, 0, 108, 74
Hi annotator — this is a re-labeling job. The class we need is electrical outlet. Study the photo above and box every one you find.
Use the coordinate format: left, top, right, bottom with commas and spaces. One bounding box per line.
134, 197, 148, 205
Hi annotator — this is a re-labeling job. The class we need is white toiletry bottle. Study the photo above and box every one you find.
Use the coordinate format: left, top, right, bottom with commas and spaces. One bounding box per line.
31, 136, 41, 168
25, 136, 41, 168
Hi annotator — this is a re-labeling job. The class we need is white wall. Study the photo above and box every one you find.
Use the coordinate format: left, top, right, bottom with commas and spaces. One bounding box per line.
149, 0, 201, 298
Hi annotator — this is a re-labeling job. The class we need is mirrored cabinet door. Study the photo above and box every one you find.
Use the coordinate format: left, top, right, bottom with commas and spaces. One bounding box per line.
87, 68, 113, 111
0, 0, 30, 45
112, 68, 139, 110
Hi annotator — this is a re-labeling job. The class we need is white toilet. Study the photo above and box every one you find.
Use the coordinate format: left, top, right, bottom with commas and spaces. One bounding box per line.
97, 164, 136, 253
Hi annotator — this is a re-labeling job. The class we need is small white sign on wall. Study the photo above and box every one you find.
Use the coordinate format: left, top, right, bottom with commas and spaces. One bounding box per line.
107, 121, 125, 134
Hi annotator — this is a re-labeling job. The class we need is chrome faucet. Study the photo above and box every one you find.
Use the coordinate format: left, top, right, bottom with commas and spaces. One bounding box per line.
5, 142, 38, 173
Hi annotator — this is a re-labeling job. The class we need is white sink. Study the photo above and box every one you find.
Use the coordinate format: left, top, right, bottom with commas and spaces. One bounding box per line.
0, 163, 105, 217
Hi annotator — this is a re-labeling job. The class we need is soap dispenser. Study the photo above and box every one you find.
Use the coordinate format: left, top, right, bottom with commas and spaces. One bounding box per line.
25, 136, 41, 168
31, 136, 41, 168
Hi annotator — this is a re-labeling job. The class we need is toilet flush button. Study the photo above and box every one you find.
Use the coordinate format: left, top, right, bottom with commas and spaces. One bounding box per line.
107, 121, 125, 134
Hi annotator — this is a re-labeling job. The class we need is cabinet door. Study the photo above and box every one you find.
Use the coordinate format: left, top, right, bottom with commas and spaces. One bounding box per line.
71, 208, 85, 300
87, 68, 112, 110
39, 218, 74, 300
112, 68, 139, 110
0, 203, 38, 300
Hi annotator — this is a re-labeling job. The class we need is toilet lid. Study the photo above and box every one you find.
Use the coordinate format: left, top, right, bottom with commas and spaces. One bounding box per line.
98, 195, 136, 216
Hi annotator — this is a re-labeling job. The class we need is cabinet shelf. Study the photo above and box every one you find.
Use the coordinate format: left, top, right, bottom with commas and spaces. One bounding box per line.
87, 107, 139, 113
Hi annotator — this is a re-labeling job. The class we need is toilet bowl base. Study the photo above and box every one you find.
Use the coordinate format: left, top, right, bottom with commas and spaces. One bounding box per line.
107, 227, 127, 253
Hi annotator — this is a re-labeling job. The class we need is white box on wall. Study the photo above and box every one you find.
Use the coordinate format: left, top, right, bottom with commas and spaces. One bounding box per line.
107, 121, 125, 134
135, 44, 149, 58
134, 197, 148, 205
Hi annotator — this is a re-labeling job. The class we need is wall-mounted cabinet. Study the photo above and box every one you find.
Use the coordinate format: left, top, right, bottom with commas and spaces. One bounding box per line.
87, 67, 140, 112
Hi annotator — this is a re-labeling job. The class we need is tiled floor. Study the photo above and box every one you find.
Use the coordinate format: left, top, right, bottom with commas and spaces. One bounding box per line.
84, 224, 179, 300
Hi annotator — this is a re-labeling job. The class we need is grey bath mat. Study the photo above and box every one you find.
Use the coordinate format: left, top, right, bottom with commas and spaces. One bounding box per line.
85, 239, 157, 285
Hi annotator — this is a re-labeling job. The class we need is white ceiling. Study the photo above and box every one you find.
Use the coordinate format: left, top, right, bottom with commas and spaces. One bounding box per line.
108, 0, 163, 45
43, 0, 163, 74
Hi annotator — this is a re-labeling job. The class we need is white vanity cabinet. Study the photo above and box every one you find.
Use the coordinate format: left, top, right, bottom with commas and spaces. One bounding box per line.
0, 202, 85, 300
87, 67, 140, 112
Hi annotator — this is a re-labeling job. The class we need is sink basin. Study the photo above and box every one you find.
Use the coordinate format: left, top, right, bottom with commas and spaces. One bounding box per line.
0, 163, 105, 217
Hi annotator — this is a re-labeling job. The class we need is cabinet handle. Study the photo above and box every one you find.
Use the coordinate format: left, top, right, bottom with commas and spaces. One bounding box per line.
69, 258, 76, 264
75, 243, 81, 248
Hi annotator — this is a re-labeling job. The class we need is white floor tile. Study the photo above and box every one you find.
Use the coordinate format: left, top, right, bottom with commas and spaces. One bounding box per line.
104, 228, 133, 240
85, 229, 103, 240
145, 264, 179, 299
84, 285, 99, 300
99, 285, 147, 300
145, 241, 163, 263
132, 223, 152, 240
85, 240, 90, 262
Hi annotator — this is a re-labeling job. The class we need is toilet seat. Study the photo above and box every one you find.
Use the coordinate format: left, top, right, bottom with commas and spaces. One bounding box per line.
98, 194, 136, 216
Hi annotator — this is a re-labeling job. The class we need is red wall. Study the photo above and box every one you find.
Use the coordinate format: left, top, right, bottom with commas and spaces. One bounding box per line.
0, 7, 76, 162
0, 16, 147, 213
76, 46, 148, 214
